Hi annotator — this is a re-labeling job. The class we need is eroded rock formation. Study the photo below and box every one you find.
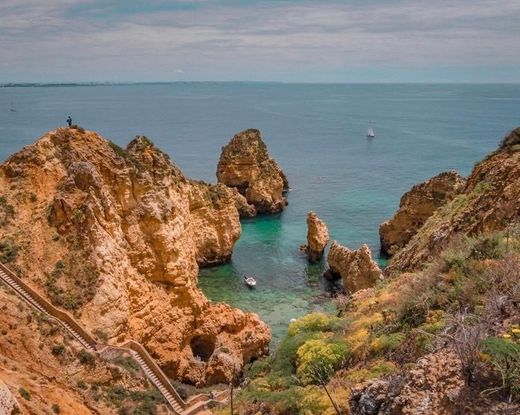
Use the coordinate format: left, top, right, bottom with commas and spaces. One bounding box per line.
303, 211, 329, 262
389, 127, 520, 272
349, 349, 464, 415
0, 128, 270, 386
380, 171, 466, 256
216, 129, 288, 214
326, 241, 383, 293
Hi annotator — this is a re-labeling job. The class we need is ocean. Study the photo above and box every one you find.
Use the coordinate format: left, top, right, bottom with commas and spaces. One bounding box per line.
1, 82, 519, 342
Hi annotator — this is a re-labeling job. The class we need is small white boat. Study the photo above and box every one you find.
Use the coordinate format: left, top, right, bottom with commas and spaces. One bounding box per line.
367, 125, 375, 138
244, 275, 256, 288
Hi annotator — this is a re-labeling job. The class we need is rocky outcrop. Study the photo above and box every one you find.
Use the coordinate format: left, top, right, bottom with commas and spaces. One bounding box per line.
380, 171, 466, 256
389, 127, 520, 272
326, 241, 383, 293
0, 128, 271, 386
189, 181, 244, 266
216, 129, 288, 214
303, 211, 329, 262
349, 349, 464, 415
0, 380, 20, 415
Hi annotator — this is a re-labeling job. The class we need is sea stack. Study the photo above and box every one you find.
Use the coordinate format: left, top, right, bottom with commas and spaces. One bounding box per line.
326, 241, 383, 293
217, 129, 288, 214
304, 211, 329, 262
379, 170, 466, 256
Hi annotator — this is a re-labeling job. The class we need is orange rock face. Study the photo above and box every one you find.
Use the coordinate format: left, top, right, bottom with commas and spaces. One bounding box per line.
350, 349, 464, 415
327, 241, 383, 293
0, 128, 271, 386
304, 211, 329, 262
380, 171, 466, 256
216, 129, 288, 214
389, 127, 520, 272
0, 286, 172, 415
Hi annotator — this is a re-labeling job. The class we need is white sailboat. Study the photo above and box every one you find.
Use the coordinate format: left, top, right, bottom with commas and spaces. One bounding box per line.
10, 102, 16, 112
367, 125, 375, 138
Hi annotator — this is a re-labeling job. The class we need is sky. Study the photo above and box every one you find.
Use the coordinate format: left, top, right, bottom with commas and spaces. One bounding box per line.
0, 0, 519, 83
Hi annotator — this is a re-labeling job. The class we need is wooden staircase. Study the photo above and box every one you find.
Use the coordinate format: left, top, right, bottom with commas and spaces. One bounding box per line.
0, 263, 229, 415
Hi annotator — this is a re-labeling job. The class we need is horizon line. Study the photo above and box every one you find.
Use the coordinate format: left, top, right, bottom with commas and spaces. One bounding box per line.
2, 81, 520, 87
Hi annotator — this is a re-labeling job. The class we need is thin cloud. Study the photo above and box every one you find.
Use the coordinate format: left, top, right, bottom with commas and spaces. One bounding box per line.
0, 0, 519, 82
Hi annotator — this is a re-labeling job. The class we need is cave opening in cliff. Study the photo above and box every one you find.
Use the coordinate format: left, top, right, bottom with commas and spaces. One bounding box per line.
190, 335, 216, 362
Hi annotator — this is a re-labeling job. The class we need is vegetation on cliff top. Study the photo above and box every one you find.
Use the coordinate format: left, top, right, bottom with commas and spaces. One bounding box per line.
220, 226, 520, 414
221, 131, 520, 414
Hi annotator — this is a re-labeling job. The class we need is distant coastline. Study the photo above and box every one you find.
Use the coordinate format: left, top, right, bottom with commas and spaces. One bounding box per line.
2, 81, 519, 88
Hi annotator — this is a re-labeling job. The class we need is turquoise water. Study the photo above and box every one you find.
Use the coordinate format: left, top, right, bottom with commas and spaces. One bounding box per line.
1, 83, 519, 342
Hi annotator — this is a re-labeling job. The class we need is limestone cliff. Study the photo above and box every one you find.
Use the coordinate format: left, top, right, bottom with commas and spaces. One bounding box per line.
0, 127, 270, 386
216, 129, 288, 214
303, 211, 329, 262
380, 171, 466, 256
388, 127, 520, 272
326, 241, 383, 293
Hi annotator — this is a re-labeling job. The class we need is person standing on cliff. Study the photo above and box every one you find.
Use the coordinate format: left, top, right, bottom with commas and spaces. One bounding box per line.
66, 116, 72, 127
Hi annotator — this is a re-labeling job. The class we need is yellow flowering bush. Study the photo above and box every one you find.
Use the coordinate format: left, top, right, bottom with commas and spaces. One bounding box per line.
296, 335, 349, 385
288, 312, 343, 336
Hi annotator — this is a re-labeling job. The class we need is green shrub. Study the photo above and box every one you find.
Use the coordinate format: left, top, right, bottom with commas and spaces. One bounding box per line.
19, 387, 31, 400
271, 330, 320, 376
109, 141, 128, 159
237, 385, 302, 414
114, 356, 140, 372
0, 196, 15, 226
105, 385, 128, 406
52, 344, 65, 356
78, 350, 95, 366
397, 302, 428, 329
470, 234, 503, 260
442, 248, 470, 277
245, 356, 271, 378
482, 336, 520, 398
288, 312, 344, 336
296, 335, 350, 385
52, 403, 61, 414
370, 332, 405, 353
103, 386, 164, 415
94, 328, 109, 342
0, 240, 19, 263
44, 256, 99, 310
